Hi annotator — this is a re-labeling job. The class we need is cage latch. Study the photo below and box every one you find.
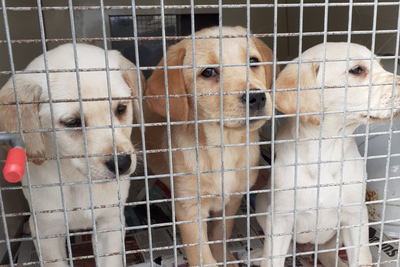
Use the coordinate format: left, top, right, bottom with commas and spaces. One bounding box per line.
0, 133, 26, 183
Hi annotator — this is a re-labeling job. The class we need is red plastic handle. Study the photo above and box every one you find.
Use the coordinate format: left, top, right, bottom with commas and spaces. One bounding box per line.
3, 147, 26, 183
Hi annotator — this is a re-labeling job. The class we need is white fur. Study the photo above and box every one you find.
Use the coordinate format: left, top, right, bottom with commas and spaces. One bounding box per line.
0, 44, 142, 267
245, 43, 400, 267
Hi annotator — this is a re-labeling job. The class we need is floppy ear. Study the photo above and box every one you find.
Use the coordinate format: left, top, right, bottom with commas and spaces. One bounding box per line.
115, 53, 146, 127
0, 79, 45, 164
145, 41, 188, 122
252, 38, 280, 88
275, 61, 322, 125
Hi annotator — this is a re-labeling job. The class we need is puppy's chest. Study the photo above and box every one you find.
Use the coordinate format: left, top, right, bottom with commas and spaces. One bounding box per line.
288, 161, 365, 207
177, 145, 253, 201
66, 182, 129, 228
200, 148, 246, 194
275, 140, 366, 212
174, 130, 259, 211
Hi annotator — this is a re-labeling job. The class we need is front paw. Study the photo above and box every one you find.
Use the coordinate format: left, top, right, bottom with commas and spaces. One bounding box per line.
226, 252, 239, 267
241, 249, 263, 266
214, 251, 239, 267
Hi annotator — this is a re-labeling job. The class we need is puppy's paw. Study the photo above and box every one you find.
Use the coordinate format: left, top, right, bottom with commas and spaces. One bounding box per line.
214, 252, 239, 267
240, 249, 263, 266
225, 252, 239, 267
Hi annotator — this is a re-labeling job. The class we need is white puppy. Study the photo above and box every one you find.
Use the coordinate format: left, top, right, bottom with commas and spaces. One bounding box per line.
0, 44, 144, 267
246, 43, 400, 267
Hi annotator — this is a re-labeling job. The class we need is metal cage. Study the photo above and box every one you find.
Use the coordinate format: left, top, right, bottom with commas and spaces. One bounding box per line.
0, 1, 399, 267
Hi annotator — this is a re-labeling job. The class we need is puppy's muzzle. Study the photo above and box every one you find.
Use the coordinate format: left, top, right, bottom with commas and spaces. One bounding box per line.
241, 89, 266, 111
105, 155, 132, 175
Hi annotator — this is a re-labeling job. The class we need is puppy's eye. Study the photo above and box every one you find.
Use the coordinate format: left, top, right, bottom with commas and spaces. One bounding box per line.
117, 104, 127, 115
63, 118, 81, 128
249, 57, 259, 67
201, 68, 217, 78
349, 66, 365, 75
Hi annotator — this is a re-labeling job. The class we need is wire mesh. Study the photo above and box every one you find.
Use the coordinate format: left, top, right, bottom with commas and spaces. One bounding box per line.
0, 1, 399, 267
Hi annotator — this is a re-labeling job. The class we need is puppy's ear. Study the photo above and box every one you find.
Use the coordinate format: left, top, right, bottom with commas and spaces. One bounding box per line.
145, 41, 188, 122
0, 79, 45, 165
252, 38, 280, 88
275, 61, 322, 125
113, 51, 146, 126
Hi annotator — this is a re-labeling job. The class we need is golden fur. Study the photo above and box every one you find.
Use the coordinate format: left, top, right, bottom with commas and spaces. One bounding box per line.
132, 26, 279, 267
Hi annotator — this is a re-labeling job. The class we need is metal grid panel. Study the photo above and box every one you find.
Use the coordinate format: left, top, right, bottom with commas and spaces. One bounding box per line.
0, 1, 399, 267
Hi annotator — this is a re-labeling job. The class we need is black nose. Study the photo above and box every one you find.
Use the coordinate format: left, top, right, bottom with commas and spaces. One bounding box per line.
105, 155, 132, 175
241, 89, 266, 110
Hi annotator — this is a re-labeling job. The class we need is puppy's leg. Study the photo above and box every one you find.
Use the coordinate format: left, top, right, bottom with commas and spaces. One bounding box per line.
260, 214, 293, 267
241, 248, 264, 266
175, 200, 217, 267
209, 195, 243, 267
30, 215, 69, 267
342, 205, 372, 267
95, 210, 125, 267
317, 234, 348, 267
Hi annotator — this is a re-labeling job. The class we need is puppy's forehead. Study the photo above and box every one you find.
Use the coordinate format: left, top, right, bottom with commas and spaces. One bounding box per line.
29, 44, 131, 100
44, 71, 131, 101
189, 26, 260, 64
302, 42, 373, 60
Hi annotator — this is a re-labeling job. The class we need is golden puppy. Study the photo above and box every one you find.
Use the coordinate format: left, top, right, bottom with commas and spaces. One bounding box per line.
134, 26, 279, 267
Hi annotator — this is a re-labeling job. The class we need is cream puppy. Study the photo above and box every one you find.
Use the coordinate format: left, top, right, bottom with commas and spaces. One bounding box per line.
0, 43, 144, 267
247, 43, 400, 267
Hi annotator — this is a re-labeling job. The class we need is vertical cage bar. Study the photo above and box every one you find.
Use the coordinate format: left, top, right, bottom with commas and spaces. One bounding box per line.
35, 1, 82, 266
267, 0, 279, 264
159, 0, 176, 266
291, 0, 305, 264
313, 0, 329, 265
188, 2, 204, 267
217, 1, 226, 267
245, 1, 252, 267
362, 1, 379, 266
333, 1, 355, 267
268, 0, 278, 264
376, 2, 400, 266
0, 1, 33, 266
0, 183, 12, 266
